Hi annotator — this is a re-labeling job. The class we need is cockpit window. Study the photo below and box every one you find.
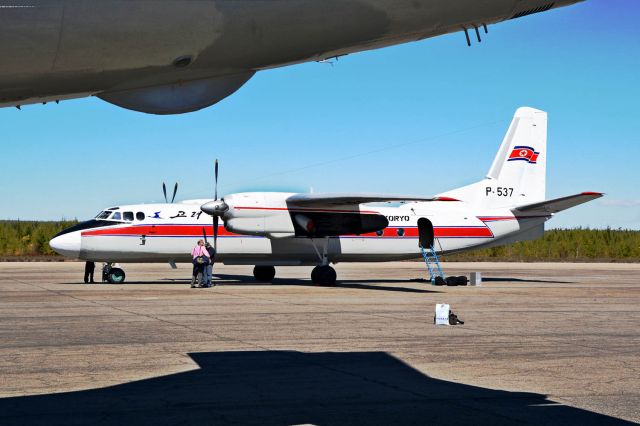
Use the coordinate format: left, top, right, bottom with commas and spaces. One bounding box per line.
136, 212, 145, 221
96, 211, 112, 220
123, 212, 134, 221
112, 212, 122, 220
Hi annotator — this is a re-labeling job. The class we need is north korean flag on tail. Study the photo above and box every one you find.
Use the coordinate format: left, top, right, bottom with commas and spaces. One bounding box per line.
508, 146, 540, 164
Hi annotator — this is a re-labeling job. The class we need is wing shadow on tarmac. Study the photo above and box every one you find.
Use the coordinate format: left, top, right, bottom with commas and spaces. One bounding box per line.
0, 351, 631, 426
66, 275, 440, 293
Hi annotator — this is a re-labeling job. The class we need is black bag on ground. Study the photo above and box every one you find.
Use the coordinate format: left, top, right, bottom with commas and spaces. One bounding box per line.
445, 277, 458, 286
456, 276, 468, 286
449, 310, 464, 325
434, 276, 446, 286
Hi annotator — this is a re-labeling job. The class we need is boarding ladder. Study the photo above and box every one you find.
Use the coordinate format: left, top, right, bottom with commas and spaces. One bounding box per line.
420, 244, 445, 284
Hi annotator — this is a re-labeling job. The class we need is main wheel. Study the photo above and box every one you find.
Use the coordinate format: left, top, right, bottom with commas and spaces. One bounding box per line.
253, 265, 276, 282
311, 265, 337, 286
107, 268, 126, 284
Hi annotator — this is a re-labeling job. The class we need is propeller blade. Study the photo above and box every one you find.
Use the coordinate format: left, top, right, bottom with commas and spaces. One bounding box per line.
171, 182, 178, 203
202, 227, 207, 244
214, 159, 219, 201
162, 183, 167, 203
213, 216, 219, 251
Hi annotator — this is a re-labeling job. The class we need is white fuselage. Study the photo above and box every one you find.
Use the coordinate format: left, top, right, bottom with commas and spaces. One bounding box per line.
52, 193, 548, 265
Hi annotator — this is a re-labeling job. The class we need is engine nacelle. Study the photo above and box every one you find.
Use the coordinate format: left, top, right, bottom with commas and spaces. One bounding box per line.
223, 192, 297, 238
225, 217, 266, 237
290, 211, 388, 237
221, 192, 389, 239
99, 72, 255, 115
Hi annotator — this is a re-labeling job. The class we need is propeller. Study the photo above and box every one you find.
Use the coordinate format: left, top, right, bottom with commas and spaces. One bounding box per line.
215, 160, 219, 202
213, 215, 219, 251
213, 159, 219, 250
201, 159, 229, 251
162, 182, 179, 203
171, 182, 178, 203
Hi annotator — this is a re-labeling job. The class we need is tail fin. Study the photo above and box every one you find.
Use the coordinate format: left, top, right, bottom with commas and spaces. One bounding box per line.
438, 107, 547, 208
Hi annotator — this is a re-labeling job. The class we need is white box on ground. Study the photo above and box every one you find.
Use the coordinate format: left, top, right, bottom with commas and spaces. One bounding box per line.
470, 272, 482, 286
435, 304, 450, 325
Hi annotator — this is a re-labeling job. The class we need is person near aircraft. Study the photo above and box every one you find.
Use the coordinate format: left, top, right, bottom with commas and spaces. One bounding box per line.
190, 240, 210, 288
204, 242, 216, 288
84, 261, 95, 284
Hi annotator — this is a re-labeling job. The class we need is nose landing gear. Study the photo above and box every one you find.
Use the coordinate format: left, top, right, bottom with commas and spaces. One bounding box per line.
102, 263, 126, 284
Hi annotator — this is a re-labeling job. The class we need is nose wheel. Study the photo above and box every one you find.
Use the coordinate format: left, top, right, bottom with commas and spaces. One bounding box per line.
103, 265, 126, 284
311, 265, 337, 286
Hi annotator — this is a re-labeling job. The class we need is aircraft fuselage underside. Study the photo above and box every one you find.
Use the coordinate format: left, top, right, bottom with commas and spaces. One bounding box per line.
0, 0, 582, 113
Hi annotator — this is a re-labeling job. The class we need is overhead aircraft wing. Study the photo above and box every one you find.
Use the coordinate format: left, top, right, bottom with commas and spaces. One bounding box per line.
286, 193, 458, 207
513, 192, 603, 215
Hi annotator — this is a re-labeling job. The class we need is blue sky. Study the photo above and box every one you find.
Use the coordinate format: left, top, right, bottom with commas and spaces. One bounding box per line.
1, 0, 638, 229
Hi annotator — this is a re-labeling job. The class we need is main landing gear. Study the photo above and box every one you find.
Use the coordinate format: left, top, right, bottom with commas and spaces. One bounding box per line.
311, 265, 337, 286
309, 237, 337, 286
253, 265, 276, 282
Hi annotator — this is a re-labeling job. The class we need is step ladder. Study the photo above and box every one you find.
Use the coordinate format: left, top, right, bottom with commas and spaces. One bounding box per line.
420, 244, 445, 284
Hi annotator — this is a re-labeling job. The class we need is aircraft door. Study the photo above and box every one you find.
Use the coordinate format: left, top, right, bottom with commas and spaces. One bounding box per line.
417, 218, 434, 248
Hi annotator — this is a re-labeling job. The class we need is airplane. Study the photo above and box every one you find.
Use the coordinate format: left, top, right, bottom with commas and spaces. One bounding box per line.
50, 107, 601, 284
1, 1, 583, 115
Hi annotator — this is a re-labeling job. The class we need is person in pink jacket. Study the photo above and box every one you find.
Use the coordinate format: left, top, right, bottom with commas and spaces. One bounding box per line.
190, 239, 210, 288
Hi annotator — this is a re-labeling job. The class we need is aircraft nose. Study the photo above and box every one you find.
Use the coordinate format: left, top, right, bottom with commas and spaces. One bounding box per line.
49, 232, 81, 258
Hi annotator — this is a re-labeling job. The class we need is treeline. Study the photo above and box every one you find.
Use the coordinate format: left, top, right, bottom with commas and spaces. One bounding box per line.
0, 220, 78, 257
0, 221, 638, 262
442, 228, 640, 262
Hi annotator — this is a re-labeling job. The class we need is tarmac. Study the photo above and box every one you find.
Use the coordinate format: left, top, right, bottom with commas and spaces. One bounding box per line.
0, 261, 638, 425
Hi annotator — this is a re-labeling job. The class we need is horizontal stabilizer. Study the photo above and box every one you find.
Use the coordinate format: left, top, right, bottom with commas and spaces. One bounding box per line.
287, 193, 458, 207
514, 192, 603, 215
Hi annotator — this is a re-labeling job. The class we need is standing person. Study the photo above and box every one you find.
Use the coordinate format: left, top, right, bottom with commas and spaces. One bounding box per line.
84, 261, 95, 284
204, 242, 216, 287
190, 239, 210, 288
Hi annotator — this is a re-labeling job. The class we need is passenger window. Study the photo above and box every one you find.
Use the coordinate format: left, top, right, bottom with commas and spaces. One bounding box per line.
123, 212, 134, 221
396, 228, 405, 237
112, 212, 122, 220
376, 230, 384, 237
136, 212, 145, 221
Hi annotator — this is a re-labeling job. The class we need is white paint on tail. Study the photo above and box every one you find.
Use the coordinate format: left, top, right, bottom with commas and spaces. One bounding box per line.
438, 107, 547, 208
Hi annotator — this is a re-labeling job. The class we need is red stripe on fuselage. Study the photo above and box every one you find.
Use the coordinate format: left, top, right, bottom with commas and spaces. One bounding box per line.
83, 225, 241, 237
82, 224, 493, 239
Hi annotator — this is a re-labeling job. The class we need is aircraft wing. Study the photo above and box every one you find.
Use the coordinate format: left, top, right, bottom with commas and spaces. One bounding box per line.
513, 192, 603, 215
286, 193, 458, 207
